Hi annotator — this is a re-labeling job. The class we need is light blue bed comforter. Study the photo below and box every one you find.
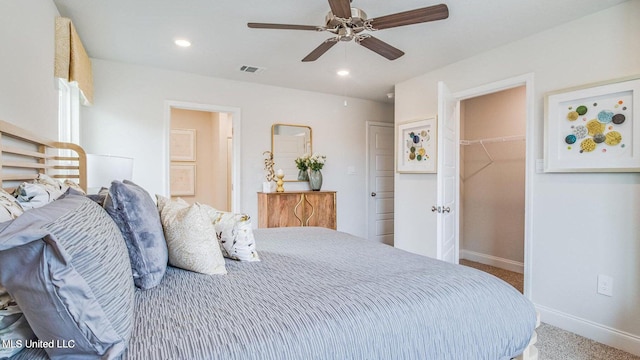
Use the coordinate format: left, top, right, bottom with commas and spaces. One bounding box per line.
129, 227, 536, 360
17, 227, 537, 360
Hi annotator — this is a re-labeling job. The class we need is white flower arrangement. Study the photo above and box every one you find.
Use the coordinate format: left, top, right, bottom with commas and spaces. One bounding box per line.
294, 153, 326, 171
307, 153, 326, 171
294, 153, 311, 171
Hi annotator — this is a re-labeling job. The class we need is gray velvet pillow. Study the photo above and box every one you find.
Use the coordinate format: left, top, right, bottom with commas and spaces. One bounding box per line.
104, 180, 168, 290
0, 195, 134, 359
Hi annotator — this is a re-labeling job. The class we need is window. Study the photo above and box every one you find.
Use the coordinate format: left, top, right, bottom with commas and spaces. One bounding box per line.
57, 78, 81, 183
57, 78, 80, 144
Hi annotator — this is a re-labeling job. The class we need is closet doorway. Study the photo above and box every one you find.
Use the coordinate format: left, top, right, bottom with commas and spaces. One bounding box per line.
459, 86, 526, 293
164, 101, 242, 213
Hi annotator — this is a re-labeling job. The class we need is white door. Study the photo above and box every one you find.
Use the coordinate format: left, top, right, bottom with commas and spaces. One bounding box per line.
367, 123, 394, 245
436, 81, 459, 263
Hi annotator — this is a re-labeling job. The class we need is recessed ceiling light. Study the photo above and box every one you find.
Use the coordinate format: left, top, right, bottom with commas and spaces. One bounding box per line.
337, 69, 350, 77
174, 39, 191, 47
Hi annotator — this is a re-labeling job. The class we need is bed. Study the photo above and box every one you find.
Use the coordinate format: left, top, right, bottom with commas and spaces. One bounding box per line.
0, 119, 539, 359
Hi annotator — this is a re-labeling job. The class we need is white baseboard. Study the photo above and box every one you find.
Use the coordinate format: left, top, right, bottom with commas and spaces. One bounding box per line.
536, 304, 640, 356
460, 249, 524, 274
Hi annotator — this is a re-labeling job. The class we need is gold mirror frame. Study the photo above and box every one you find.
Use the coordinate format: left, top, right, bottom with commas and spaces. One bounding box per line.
271, 124, 312, 182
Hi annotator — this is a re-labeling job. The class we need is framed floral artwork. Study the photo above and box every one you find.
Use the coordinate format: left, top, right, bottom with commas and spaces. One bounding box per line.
544, 76, 640, 172
397, 118, 437, 173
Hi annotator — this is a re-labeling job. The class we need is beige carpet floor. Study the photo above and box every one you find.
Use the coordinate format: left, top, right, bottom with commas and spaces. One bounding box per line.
459, 259, 640, 360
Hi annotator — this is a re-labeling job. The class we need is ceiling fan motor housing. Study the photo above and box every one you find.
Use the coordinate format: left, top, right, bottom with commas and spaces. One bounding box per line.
326, 7, 367, 28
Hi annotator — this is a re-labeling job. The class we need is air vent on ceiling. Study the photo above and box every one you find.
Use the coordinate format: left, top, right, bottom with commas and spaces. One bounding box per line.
239, 65, 265, 73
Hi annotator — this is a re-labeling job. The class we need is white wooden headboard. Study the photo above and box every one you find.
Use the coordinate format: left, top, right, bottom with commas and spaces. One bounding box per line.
0, 119, 86, 191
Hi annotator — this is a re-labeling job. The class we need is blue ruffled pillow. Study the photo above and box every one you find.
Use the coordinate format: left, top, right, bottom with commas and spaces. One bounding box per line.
104, 180, 168, 290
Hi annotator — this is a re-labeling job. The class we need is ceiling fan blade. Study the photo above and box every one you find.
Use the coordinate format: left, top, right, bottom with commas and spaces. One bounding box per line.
302, 39, 339, 62
367, 4, 449, 30
327, 0, 352, 19
356, 35, 404, 60
248, 23, 325, 31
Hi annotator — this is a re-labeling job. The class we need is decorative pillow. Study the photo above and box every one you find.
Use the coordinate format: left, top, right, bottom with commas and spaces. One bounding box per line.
62, 186, 86, 198
35, 174, 86, 196
0, 288, 35, 358
104, 180, 168, 290
63, 179, 87, 195
206, 207, 260, 262
0, 189, 23, 223
12, 182, 63, 210
156, 196, 227, 275
87, 187, 109, 207
0, 195, 135, 359
34, 173, 63, 191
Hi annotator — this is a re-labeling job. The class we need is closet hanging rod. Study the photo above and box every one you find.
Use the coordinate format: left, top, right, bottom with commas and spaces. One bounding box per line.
460, 135, 525, 146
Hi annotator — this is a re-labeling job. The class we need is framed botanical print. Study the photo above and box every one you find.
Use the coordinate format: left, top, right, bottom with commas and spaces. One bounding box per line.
170, 164, 196, 196
397, 118, 437, 173
170, 128, 196, 162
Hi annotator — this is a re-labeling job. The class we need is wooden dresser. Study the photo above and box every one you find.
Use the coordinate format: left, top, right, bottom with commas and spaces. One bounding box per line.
257, 191, 336, 230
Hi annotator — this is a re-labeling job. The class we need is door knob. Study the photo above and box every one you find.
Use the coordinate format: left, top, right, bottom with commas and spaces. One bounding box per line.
431, 206, 440, 213
371, 192, 377, 197
442, 207, 451, 213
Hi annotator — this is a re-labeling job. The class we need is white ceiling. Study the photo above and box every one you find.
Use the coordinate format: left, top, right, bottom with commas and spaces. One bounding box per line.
53, 0, 628, 103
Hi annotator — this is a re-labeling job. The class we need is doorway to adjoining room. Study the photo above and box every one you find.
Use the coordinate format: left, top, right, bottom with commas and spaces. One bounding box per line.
169, 108, 233, 211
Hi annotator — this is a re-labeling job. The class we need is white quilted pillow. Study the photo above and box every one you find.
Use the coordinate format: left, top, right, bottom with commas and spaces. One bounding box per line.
156, 195, 227, 275
205, 206, 260, 262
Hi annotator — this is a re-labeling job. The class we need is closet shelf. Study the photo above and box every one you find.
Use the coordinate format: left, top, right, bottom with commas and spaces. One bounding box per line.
460, 135, 525, 181
459, 135, 525, 146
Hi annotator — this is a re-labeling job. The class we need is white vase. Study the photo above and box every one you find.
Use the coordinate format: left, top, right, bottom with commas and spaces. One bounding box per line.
262, 182, 275, 193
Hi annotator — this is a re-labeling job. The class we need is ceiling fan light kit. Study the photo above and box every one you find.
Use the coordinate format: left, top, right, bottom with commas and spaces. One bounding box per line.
248, 0, 449, 62
174, 39, 191, 47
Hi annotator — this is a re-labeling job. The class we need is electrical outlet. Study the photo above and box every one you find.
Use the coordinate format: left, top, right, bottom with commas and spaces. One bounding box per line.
597, 275, 613, 297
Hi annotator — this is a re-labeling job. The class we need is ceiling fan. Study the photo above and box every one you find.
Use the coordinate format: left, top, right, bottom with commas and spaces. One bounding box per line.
247, 0, 449, 62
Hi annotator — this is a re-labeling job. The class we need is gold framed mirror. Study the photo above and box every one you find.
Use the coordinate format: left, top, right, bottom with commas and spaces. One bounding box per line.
271, 124, 312, 182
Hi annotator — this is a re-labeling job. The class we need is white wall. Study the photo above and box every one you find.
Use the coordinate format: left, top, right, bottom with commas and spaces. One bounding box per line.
80, 59, 393, 238
395, 1, 640, 354
0, 0, 60, 138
